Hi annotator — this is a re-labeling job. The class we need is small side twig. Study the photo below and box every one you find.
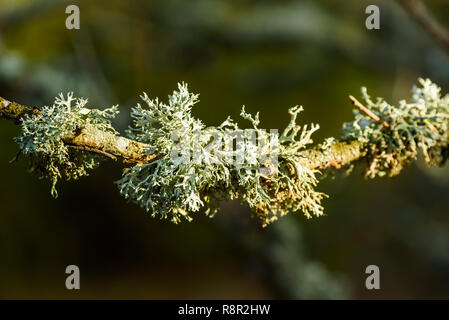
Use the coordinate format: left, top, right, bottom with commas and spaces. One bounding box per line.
397, 0, 449, 56
66, 144, 118, 161
10, 150, 22, 163
349, 95, 390, 129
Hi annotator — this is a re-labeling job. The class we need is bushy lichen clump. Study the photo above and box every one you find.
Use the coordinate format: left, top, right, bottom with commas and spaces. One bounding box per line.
117, 83, 324, 226
343, 78, 449, 178
255, 106, 325, 225
15, 93, 119, 197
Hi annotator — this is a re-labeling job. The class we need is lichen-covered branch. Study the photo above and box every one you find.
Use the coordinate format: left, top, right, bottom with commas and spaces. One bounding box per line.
1, 78, 449, 225
0, 96, 41, 120
298, 139, 366, 170
1, 95, 159, 164
0, 95, 367, 171
63, 125, 159, 164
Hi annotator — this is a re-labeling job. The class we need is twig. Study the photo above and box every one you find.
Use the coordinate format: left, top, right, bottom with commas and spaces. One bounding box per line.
65, 144, 118, 161
349, 95, 390, 129
9, 150, 22, 163
397, 0, 449, 56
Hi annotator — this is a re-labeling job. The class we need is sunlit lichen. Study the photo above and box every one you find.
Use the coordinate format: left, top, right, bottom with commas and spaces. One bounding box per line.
15, 93, 119, 197
343, 78, 449, 178
117, 83, 324, 226
9, 78, 449, 226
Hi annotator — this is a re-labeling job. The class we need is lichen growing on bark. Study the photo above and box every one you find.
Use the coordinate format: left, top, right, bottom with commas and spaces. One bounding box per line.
343, 78, 449, 178
6, 78, 449, 226
15, 92, 119, 197
117, 84, 324, 226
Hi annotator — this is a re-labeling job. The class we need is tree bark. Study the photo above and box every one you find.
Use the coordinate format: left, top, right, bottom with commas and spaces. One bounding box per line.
0, 96, 159, 164
1, 95, 367, 170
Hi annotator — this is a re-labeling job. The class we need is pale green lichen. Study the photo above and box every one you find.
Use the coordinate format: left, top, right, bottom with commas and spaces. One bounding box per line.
12, 79, 449, 226
15, 92, 119, 197
117, 83, 324, 226
343, 78, 449, 178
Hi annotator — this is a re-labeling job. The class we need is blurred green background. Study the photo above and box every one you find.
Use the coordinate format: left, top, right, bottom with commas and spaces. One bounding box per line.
1, 0, 449, 299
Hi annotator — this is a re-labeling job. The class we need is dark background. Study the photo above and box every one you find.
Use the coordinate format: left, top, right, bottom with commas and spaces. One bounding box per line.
1, 0, 449, 299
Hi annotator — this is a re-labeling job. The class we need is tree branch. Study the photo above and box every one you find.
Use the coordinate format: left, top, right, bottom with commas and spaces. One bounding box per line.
0, 95, 160, 164
298, 139, 366, 170
397, 0, 449, 56
0, 95, 367, 171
